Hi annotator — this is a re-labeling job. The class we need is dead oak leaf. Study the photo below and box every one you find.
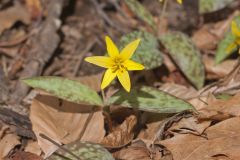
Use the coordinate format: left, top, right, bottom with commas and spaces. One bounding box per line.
158, 117, 240, 160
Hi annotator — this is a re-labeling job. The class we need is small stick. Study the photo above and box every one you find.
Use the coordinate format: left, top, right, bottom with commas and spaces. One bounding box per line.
159, 0, 169, 22
39, 133, 81, 160
78, 110, 95, 140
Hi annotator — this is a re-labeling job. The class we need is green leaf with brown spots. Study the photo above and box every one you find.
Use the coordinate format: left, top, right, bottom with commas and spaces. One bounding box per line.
107, 86, 194, 113
215, 16, 240, 64
120, 31, 163, 70
22, 76, 103, 106
159, 32, 205, 89
124, 0, 156, 29
49, 141, 114, 160
199, 0, 234, 14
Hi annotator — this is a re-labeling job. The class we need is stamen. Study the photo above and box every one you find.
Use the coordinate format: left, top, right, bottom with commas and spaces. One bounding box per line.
111, 57, 127, 73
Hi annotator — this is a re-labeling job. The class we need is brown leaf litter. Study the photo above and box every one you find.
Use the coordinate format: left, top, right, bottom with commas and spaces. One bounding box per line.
30, 94, 105, 158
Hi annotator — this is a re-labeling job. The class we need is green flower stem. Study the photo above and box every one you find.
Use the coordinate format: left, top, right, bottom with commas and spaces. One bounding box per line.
160, 0, 169, 22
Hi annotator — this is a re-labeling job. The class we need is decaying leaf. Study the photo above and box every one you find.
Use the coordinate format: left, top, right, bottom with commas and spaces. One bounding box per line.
0, 134, 20, 159
159, 117, 240, 160
158, 83, 198, 100
25, 0, 43, 20
77, 72, 103, 92
169, 116, 211, 135
203, 55, 236, 79
0, 2, 30, 35
10, 151, 42, 160
101, 115, 137, 148
30, 95, 105, 158
198, 93, 240, 121
24, 140, 42, 156
113, 145, 151, 160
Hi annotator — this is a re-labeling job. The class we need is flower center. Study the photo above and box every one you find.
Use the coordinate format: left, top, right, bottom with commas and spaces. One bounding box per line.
111, 57, 126, 73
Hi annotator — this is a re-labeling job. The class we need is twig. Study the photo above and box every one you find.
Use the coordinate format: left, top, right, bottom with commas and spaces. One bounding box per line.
79, 107, 98, 140
160, 0, 169, 22
108, 0, 128, 18
90, 0, 124, 32
73, 39, 97, 76
39, 133, 81, 160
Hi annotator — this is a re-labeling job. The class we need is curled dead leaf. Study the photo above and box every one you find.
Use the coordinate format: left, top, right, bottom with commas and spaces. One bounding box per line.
101, 115, 137, 149
159, 117, 240, 160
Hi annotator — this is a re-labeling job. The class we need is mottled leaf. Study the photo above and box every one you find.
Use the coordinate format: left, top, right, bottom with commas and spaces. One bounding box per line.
120, 31, 162, 70
215, 16, 240, 64
159, 32, 205, 89
199, 0, 234, 14
22, 76, 103, 106
123, 0, 156, 29
107, 86, 194, 113
49, 141, 114, 160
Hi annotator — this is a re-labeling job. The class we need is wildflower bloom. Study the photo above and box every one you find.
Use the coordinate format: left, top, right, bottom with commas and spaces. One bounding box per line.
226, 20, 240, 53
159, 0, 182, 4
85, 36, 144, 92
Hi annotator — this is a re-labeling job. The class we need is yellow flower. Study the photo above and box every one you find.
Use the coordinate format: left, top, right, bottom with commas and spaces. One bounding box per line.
226, 20, 240, 53
159, 0, 182, 4
85, 36, 144, 92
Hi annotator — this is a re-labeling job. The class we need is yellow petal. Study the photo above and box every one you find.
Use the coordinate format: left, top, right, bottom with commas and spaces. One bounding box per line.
117, 70, 131, 92
85, 56, 113, 68
124, 60, 145, 70
236, 38, 240, 45
105, 36, 119, 58
177, 0, 182, 4
120, 39, 141, 60
226, 43, 237, 54
231, 21, 240, 37
101, 69, 117, 89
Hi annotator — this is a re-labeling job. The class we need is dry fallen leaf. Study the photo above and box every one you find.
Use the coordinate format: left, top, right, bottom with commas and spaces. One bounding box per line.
159, 117, 240, 160
192, 25, 218, 50
198, 93, 240, 121
0, 120, 21, 159
24, 140, 42, 156
158, 83, 198, 100
0, 134, 20, 159
9, 151, 42, 160
113, 146, 151, 160
192, 11, 239, 51
30, 95, 105, 158
101, 115, 137, 148
0, 2, 30, 35
169, 116, 211, 136
25, 0, 43, 20
203, 55, 236, 80
76, 72, 103, 92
